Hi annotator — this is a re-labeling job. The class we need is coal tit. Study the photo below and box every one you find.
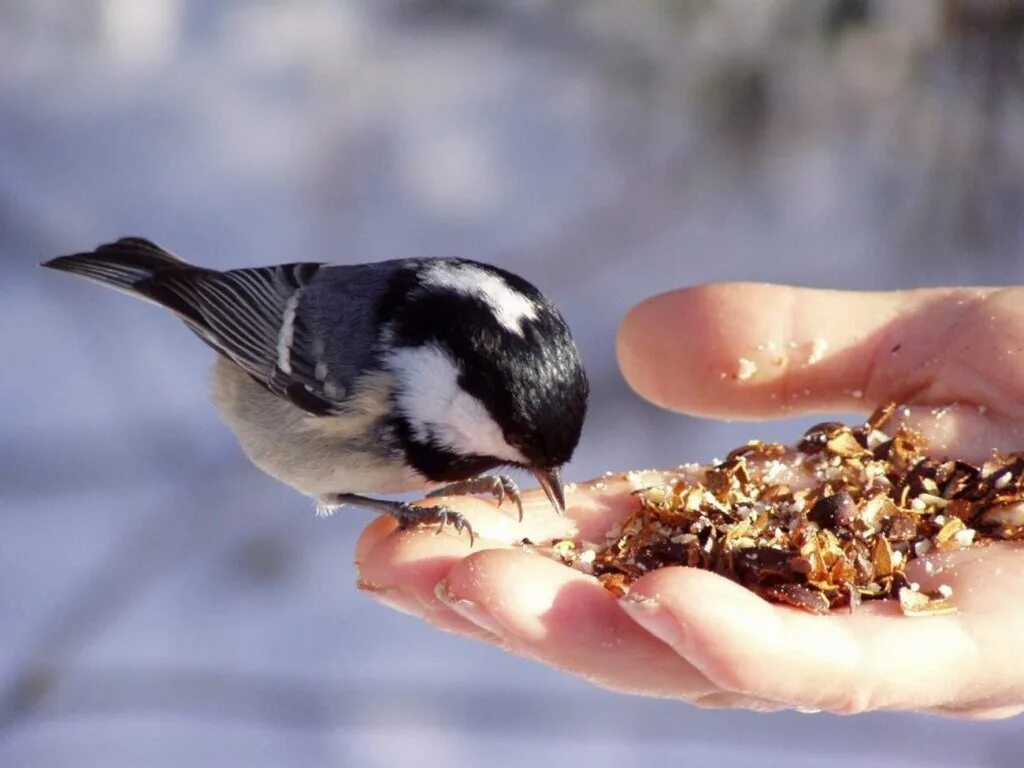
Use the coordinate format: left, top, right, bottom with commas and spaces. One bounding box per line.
43, 238, 588, 542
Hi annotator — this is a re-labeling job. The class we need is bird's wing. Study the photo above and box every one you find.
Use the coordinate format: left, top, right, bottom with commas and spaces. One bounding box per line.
47, 238, 409, 415
136, 263, 351, 415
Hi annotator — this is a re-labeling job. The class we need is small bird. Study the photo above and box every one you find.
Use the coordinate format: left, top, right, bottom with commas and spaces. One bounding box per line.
43, 238, 588, 543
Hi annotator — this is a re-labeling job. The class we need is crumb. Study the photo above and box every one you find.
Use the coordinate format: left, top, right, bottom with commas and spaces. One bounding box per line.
808, 338, 829, 365
953, 529, 976, 547
736, 358, 758, 381
549, 403, 1024, 617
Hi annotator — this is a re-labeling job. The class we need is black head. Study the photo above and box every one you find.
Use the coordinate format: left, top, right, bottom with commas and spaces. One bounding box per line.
379, 258, 589, 500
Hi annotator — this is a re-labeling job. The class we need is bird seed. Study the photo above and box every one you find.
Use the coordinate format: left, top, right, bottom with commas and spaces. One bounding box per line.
550, 404, 1024, 616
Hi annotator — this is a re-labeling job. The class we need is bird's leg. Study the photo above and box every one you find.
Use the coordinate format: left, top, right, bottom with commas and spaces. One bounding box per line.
321, 493, 475, 546
427, 475, 523, 522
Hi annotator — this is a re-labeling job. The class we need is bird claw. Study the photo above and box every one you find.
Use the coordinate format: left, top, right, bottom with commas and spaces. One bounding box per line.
319, 493, 475, 545
396, 503, 475, 546
496, 476, 525, 522
427, 475, 523, 523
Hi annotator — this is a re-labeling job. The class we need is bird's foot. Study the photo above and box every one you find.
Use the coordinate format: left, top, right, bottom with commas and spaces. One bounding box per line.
322, 493, 475, 545
393, 502, 474, 546
427, 475, 523, 521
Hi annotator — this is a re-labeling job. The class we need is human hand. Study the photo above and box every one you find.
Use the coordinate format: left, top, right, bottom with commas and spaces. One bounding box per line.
355, 283, 1024, 718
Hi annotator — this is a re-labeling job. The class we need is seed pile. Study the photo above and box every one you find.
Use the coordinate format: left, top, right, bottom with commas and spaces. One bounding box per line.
553, 404, 1024, 615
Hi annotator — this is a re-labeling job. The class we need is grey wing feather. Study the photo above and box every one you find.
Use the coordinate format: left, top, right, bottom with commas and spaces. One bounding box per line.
134, 262, 340, 414
294, 261, 404, 397
46, 236, 409, 416
149, 260, 407, 415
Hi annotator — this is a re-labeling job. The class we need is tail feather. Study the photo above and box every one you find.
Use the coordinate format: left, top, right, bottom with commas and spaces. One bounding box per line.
42, 237, 189, 291
42, 238, 341, 415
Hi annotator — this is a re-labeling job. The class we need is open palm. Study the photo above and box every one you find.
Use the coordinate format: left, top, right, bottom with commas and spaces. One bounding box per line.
355, 284, 1024, 718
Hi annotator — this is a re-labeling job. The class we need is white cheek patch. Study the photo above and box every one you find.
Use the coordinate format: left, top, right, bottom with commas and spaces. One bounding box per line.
386, 344, 528, 465
420, 262, 538, 335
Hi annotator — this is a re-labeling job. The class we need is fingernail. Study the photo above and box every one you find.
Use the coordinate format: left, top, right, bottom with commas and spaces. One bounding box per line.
434, 581, 506, 637
619, 593, 688, 651
356, 579, 413, 614
356, 578, 390, 595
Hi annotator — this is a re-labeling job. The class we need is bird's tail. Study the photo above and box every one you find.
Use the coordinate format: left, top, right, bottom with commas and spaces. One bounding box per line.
42, 237, 191, 293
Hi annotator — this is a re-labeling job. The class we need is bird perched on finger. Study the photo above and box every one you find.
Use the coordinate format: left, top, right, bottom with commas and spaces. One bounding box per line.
43, 238, 588, 542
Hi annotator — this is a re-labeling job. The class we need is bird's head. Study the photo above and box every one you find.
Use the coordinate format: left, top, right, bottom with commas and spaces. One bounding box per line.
380, 259, 588, 513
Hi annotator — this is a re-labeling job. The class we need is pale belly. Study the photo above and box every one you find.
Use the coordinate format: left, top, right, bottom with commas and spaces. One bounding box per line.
208, 358, 430, 498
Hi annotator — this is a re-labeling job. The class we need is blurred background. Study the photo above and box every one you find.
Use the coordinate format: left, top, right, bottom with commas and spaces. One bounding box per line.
3, 0, 1024, 765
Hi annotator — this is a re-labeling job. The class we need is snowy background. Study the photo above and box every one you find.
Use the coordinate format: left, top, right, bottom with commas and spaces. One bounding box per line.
3, 1, 1024, 765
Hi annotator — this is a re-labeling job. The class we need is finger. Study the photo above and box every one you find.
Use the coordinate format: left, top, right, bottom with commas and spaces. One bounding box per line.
438, 548, 720, 699
692, 692, 790, 712
620, 567, 987, 713
883, 403, 1024, 463
354, 493, 581, 628
358, 520, 476, 606
549, 472, 668, 542
901, 544, 994, 590
930, 704, 1024, 721
357, 577, 492, 642
417, 489, 578, 545
504, 472, 673, 542
354, 473, 680, 649
616, 283, 996, 419
354, 515, 399, 570
372, 470, 670, 549
356, 517, 507, 640
352, 471, 671, 622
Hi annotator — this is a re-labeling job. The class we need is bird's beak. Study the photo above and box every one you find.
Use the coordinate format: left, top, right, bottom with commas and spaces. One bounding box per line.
531, 466, 565, 515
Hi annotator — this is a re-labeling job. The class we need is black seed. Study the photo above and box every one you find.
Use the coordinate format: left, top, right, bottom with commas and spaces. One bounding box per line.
808, 491, 857, 529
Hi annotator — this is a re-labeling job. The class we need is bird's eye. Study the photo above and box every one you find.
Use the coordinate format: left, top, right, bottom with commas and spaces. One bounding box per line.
507, 434, 527, 451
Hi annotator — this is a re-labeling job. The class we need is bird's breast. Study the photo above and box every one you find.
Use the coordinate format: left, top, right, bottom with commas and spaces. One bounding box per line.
209, 358, 427, 496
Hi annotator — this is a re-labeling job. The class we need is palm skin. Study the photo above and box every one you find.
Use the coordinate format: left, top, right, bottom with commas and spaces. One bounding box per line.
355, 284, 1024, 718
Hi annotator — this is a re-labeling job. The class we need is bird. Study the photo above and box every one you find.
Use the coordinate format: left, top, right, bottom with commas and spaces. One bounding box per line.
42, 238, 589, 543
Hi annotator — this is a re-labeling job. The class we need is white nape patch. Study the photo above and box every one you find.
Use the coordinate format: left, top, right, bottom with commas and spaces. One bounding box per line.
387, 344, 527, 464
276, 289, 303, 374
420, 262, 538, 334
